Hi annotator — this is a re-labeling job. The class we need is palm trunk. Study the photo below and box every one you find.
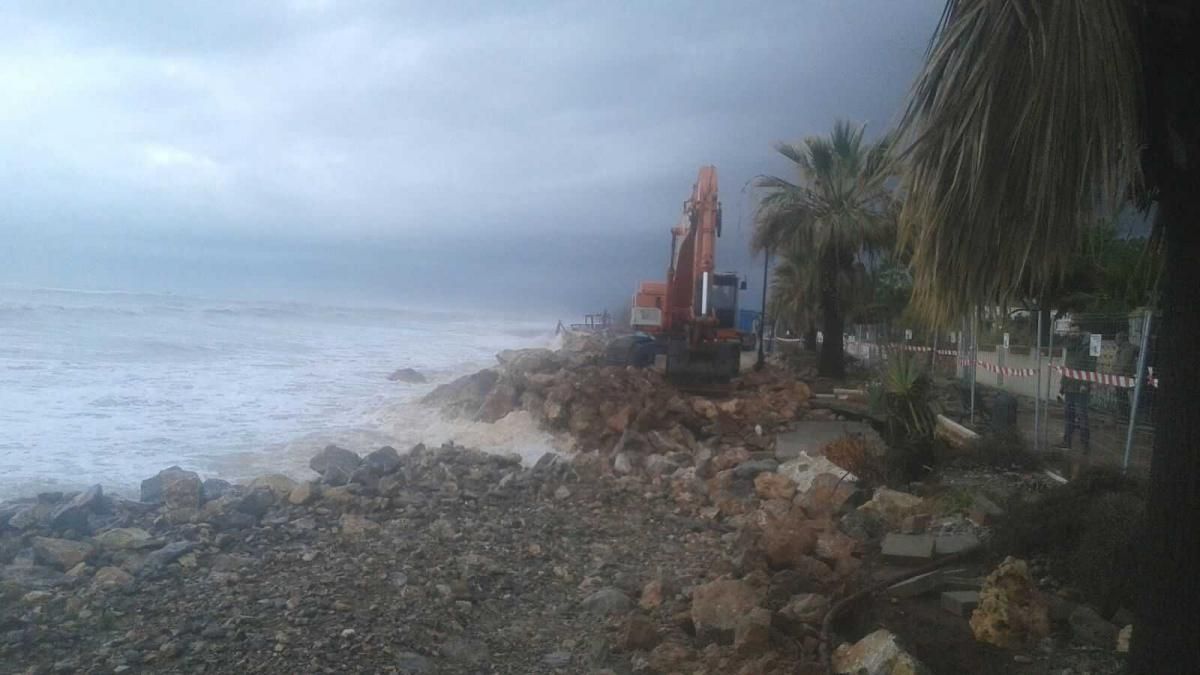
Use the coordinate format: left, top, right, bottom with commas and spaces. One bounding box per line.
1129, 4, 1200, 670
818, 251, 845, 378
1129, 184, 1200, 673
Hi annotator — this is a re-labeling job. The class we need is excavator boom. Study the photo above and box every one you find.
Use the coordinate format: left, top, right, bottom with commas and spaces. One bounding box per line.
622, 166, 742, 389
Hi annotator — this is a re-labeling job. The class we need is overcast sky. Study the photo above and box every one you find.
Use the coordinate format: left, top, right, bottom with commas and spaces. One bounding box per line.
1, 1, 942, 313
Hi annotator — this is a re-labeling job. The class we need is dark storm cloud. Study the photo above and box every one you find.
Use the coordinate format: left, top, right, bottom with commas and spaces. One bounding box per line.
0, 1, 942, 310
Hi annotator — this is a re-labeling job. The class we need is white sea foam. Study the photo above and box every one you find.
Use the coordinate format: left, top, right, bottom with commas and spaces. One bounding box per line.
0, 286, 562, 500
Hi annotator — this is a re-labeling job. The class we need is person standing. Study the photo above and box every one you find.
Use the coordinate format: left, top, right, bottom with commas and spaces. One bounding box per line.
1114, 331, 1139, 421
1057, 328, 1093, 453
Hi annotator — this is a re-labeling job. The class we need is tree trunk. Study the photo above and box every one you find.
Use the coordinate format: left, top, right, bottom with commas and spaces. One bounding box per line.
804, 325, 818, 352
818, 251, 845, 378
1129, 185, 1200, 673
1130, 4, 1200, 671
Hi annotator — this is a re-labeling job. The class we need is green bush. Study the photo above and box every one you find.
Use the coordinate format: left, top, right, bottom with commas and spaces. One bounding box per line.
993, 467, 1144, 614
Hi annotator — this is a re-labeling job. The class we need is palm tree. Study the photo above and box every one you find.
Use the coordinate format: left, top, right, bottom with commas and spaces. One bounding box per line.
752, 120, 895, 377
899, 2, 1199, 671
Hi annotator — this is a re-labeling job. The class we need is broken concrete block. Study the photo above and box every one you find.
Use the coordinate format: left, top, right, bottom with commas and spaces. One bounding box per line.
886, 570, 944, 598
941, 590, 981, 617
934, 532, 980, 556
881, 533, 935, 563
968, 493, 1004, 526
900, 513, 931, 534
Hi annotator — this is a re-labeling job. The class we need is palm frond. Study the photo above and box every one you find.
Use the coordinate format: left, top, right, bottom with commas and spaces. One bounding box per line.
898, 0, 1142, 324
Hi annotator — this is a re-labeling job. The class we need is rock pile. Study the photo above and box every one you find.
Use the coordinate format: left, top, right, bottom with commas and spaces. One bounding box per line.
423, 347, 815, 479
1, 430, 889, 674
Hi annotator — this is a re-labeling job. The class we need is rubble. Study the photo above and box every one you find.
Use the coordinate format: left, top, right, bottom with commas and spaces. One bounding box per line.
969, 557, 1051, 648
858, 488, 927, 529
2, 341, 1095, 673
690, 578, 767, 643
831, 629, 929, 674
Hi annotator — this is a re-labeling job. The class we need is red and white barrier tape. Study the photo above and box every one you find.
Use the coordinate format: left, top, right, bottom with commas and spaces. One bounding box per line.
976, 361, 1038, 377
864, 342, 1161, 388
889, 344, 959, 356
1054, 366, 1159, 389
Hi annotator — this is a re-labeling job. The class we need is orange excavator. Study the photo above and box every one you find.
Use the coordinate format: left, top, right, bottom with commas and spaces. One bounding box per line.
609, 166, 746, 388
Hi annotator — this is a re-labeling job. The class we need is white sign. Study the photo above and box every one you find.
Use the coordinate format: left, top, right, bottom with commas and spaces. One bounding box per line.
1003, 332, 1010, 349
1089, 333, 1102, 357
904, 329, 913, 341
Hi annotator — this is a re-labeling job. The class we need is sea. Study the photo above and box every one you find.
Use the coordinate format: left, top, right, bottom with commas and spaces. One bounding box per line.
0, 286, 563, 501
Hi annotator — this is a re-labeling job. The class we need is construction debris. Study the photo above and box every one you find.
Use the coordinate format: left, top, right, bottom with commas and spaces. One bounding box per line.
969, 557, 1051, 648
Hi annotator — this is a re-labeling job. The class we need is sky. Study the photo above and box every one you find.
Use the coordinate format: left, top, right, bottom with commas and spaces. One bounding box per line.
0, 0, 943, 315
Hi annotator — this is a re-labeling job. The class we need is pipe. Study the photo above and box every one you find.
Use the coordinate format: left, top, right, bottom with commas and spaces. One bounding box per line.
1035, 305, 1043, 452
700, 271, 709, 316
1044, 322, 1054, 451
756, 245, 769, 371
970, 307, 978, 426
1122, 310, 1153, 471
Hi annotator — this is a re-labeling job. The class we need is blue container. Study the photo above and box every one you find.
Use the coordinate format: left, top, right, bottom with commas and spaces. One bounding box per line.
737, 309, 760, 334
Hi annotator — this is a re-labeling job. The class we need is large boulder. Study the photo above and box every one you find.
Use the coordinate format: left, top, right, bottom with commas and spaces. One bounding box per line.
91, 566, 134, 592
141, 541, 195, 572
420, 370, 500, 418
50, 484, 104, 532
247, 474, 298, 498
362, 446, 402, 474
309, 445, 362, 486
969, 557, 1050, 648
93, 527, 155, 551
235, 487, 276, 518
388, 368, 427, 383
799, 473, 860, 517
32, 537, 95, 571
496, 348, 563, 375
141, 466, 202, 504
163, 472, 204, 515
857, 488, 926, 529
761, 509, 819, 569
475, 382, 518, 422
6, 502, 52, 531
690, 578, 767, 643
202, 478, 234, 501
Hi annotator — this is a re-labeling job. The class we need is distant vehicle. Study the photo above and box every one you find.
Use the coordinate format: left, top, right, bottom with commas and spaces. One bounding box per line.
618, 166, 746, 387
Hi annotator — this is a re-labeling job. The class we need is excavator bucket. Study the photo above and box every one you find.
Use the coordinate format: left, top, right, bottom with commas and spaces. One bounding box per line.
665, 337, 740, 392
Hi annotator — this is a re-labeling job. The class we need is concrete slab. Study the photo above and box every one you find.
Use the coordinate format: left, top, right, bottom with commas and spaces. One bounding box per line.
886, 570, 944, 598
881, 533, 935, 563
941, 590, 980, 617
934, 532, 981, 556
774, 422, 874, 460
942, 576, 984, 591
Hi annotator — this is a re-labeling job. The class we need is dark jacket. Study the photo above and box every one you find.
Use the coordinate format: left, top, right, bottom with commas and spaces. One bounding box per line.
1060, 334, 1094, 396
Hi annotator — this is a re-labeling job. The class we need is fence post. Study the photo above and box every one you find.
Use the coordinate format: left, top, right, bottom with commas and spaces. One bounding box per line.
970, 306, 978, 425
1034, 306, 1042, 452
1044, 319, 1055, 452
1122, 310, 1153, 471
